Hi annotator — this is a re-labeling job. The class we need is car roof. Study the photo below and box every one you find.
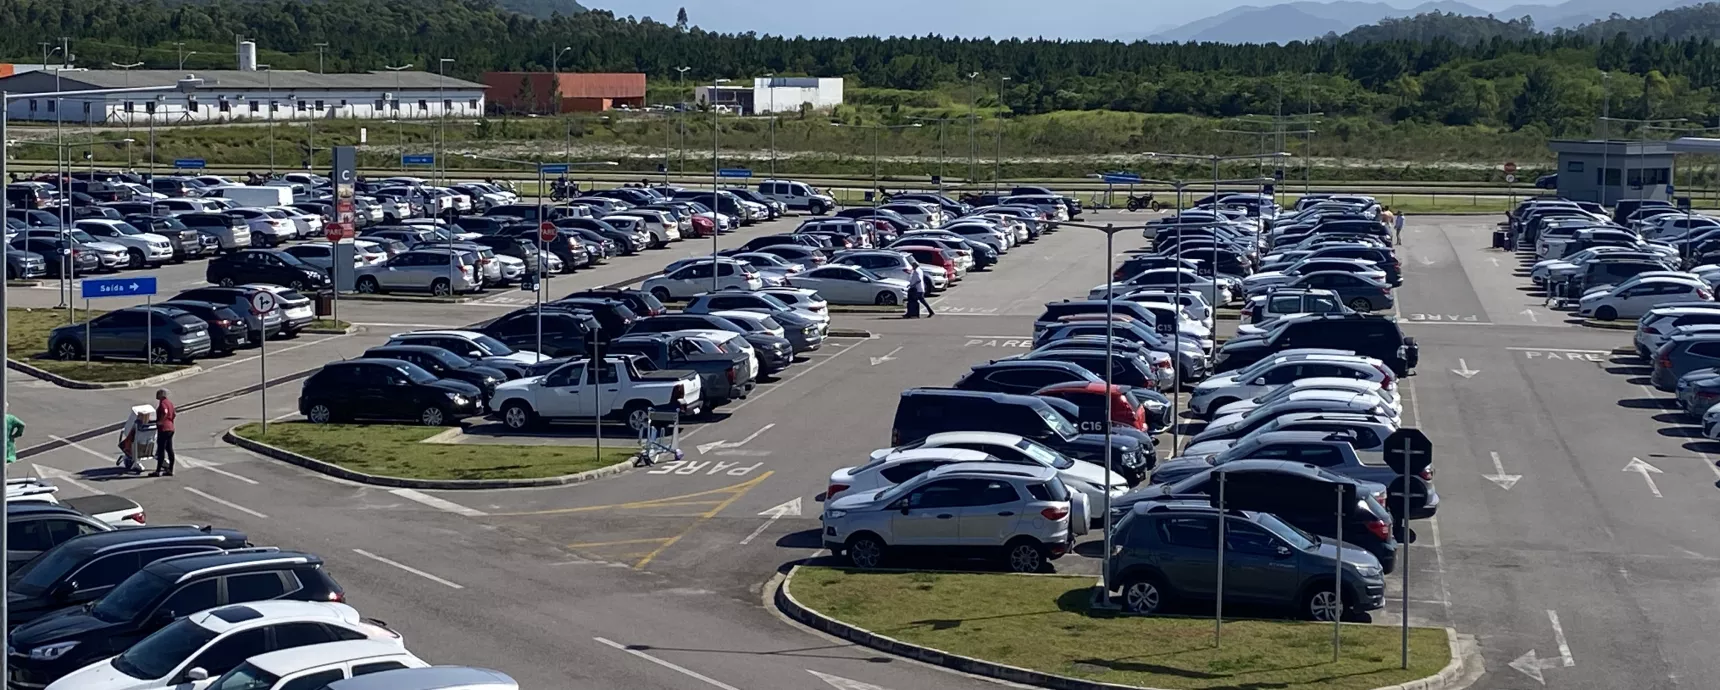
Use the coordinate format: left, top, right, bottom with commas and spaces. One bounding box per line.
320, 666, 516, 690
1246, 430, 1356, 444
50, 525, 243, 557
246, 640, 413, 676
190, 602, 359, 634
882, 448, 995, 464
921, 431, 1027, 446
391, 330, 485, 340
144, 548, 321, 579
922, 461, 1057, 481
5, 502, 82, 517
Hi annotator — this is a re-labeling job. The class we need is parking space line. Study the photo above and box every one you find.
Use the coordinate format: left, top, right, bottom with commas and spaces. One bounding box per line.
680, 338, 869, 441
491, 475, 766, 517
49, 434, 119, 465
635, 472, 773, 569
350, 548, 464, 589
594, 636, 742, 690
568, 537, 673, 549
183, 486, 268, 518
1505, 346, 1611, 354
202, 465, 259, 485
389, 488, 488, 517
201, 333, 352, 372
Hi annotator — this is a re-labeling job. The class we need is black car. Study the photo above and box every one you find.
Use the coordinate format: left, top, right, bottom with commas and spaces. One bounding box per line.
124, 214, 207, 261
452, 215, 515, 236
7, 208, 63, 227
5, 503, 111, 574
510, 226, 600, 268
626, 314, 795, 374
1023, 348, 1161, 392
10, 237, 99, 277
891, 388, 1145, 472
1214, 313, 1419, 376
548, 297, 639, 338
954, 359, 1101, 396
379, 332, 541, 380
7, 548, 344, 689
466, 235, 547, 272
478, 308, 597, 357
6, 526, 249, 628
553, 218, 641, 254
206, 249, 332, 292
740, 234, 821, 253
361, 345, 507, 401
300, 359, 483, 426
563, 288, 666, 317
156, 299, 252, 355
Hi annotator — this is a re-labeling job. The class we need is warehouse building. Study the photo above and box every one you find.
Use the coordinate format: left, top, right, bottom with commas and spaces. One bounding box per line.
0, 42, 484, 125
695, 77, 843, 115
1547, 139, 1678, 205
480, 72, 646, 113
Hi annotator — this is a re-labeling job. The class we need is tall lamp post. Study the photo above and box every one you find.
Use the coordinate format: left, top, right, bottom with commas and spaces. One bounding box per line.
384, 64, 413, 172
258, 64, 274, 173
314, 43, 329, 74
763, 72, 777, 179
911, 116, 959, 193
550, 46, 572, 116
675, 66, 691, 174
111, 62, 144, 160
708, 77, 731, 290
829, 122, 921, 210
0, 77, 201, 684
993, 75, 1010, 193
437, 58, 454, 186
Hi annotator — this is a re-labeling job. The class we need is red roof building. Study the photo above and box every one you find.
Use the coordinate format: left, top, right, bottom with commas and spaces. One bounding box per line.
481, 72, 646, 113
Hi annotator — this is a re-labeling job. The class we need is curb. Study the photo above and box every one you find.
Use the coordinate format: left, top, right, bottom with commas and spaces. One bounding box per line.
1579, 319, 1637, 331
6, 281, 41, 288
302, 325, 358, 335
826, 306, 910, 314
6, 358, 203, 390
222, 424, 656, 490
339, 294, 479, 305
826, 329, 873, 338
774, 566, 1467, 690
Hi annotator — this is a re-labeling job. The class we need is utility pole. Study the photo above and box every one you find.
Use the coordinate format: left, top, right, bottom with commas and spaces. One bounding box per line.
385, 64, 413, 173
112, 62, 145, 158
438, 58, 453, 186
967, 71, 979, 187
314, 42, 328, 74
993, 75, 1009, 193
676, 66, 691, 174
551, 46, 572, 116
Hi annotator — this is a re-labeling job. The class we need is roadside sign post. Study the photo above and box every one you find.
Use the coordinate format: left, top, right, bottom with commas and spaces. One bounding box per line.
80, 278, 158, 366
331, 146, 358, 328
1214, 470, 1226, 646
1504, 161, 1519, 209
537, 221, 558, 359
1383, 427, 1433, 670
1333, 484, 1344, 661
250, 291, 278, 434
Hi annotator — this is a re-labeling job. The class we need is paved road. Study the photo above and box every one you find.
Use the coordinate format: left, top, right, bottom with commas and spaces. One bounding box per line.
16, 210, 1719, 689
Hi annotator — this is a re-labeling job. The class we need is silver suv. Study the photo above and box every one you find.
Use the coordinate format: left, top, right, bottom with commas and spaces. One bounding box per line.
353, 249, 480, 296
820, 462, 1083, 573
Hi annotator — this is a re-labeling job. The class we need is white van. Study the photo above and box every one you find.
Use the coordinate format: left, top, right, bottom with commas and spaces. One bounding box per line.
757, 179, 837, 216
211, 185, 295, 208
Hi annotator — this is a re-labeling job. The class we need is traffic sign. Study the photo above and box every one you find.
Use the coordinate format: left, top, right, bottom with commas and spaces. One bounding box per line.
173, 158, 205, 170
80, 276, 157, 300
325, 222, 353, 242
717, 168, 752, 178
538, 221, 559, 242
1503, 161, 1518, 174
1382, 427, 1433, 475
249, 291, 278, 315
1388, 475, 1432, 516
539, 164, 569, 174
1100, 172, 1141, 185
1505, 174, 1517, 183
402, 154, 435, 166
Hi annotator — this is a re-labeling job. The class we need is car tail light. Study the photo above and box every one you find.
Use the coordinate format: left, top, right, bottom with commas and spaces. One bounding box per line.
673, 383, 686, 401
1154, 358, 1172, 370
329, 591, 346, 602
1366, 518, 1391, 541
1418, 466, 1435, 481
826, 483, 849, 498
124, 511, 145, 524
1661, 354, 1674, 369
726, 366, 736, 384
1041, 506, 1069, 521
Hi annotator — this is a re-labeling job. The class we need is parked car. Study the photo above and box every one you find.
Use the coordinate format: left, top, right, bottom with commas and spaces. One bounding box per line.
72, 219, 173, 268
46, 305, 212, 364
299, 358, 484, 426
489, 355, 703, 432
1214, 314, 1418, 376
383, 330, 548, 367
352, 249, 480, 296
641, 259, 762, 302
176, 212, 253, 253
362, 345, 508, 403
604, 332, 756, 409
892, 388, 1146, 475
206, 249, 332, 292
787, 265, 910, 306
5, 525, 249, 628
849, 431, 1128, 514
156, 300, 252, 355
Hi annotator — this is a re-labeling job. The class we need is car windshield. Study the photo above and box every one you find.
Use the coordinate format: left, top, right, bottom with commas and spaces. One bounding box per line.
11, 542, 95, 593
274, 252, 310, 268
109, 222, 145, 235
1254, 512, 1318, 550
112, 618, 219, 680
1016, 438, 1074, 469
397, 362, 439, 384
1037, 406, 1079, 441
469, 334, 515, 356
208, 662, 280, 690
758, 316, 783, 331
420, 347, 469, 368
91, 571, 173, 622
1167, 470, 1214, 493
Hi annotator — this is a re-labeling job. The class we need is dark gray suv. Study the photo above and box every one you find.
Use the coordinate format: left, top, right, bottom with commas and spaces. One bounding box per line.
1107, 501, 1386, 621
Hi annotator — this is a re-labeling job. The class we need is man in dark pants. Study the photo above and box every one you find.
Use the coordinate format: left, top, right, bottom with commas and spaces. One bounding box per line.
904, 264, 935, 319
152, 388, 176, 477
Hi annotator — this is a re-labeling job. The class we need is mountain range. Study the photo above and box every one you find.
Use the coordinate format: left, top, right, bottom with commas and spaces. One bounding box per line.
1144, 0, 1700, 42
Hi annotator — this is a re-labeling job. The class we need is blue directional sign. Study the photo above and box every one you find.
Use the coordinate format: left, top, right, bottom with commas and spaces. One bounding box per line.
173, 158, 205, 170
402, 154, 435, 166
81, 276, 157, 300
539, 164, 569, 174
717, 168, 752, 179
1100, 172, 1141, 185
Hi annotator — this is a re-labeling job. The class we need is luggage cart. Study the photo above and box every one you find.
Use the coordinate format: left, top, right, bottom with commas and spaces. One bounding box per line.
633, 409, 684, 467
116, 404, 158, 473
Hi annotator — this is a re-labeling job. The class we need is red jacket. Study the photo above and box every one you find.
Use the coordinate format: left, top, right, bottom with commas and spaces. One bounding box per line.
158, 399, 176, 432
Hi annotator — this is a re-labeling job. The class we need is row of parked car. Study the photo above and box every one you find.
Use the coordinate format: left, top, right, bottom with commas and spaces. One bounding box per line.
1, 496, 516, 690
822, 191, 1433, 623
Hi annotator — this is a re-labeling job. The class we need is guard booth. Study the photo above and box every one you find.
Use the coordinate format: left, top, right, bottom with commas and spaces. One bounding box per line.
1548, 139, 1678, 206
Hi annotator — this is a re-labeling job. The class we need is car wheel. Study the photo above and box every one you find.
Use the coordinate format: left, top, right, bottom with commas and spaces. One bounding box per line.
1207, 398, 1236, 416
217, 276, 236, 287
431, 279, 452, 297
650, 287, 672, 302
356, 276, 381, 294
1348, 297, 1373, 311
420, 405, 448, 426
288, 279, 307, 291
1596, 305, 1618, 321
1120, 573, 1167, 614
845, 534, 887, 569
148, 342, 171, 364
1004, 538, 1049, 573
875, 291, 900, 306
306, 403, 334, 424
624, 401, 652, 433
1302, 583, 1343, 622
52, 339, 81, 361
127, 249, 145, 269
810, 201, 825, 215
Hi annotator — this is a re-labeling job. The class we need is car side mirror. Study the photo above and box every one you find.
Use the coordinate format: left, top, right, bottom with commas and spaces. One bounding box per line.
185, 668, 209, 681
1275, 545, 1293, 558
1252, 378, 1267, 385
49, 581, 77, 600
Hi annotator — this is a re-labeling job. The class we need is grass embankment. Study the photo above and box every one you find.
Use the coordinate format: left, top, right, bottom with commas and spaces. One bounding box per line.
234, 422, 636, 481
791, 567, 1448, 690
8, 308, 186, 382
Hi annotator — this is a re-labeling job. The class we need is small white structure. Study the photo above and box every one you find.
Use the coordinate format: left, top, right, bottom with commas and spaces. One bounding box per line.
694, 77, 843, 115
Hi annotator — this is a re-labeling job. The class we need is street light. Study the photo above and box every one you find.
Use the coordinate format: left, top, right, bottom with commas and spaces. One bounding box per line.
763, 72, 776, 179
550, 47, 572, 116
257, 64, 274, 172
384, 64, 413, 172
173, 42, 196, 70
829, 121, 921, 210
313, 43, 328, 74
437, 58, 454, 186
709, 77, 731, 290
911, 116, 960, 192
994, 75, 1010, 193
675, 66, 691, 174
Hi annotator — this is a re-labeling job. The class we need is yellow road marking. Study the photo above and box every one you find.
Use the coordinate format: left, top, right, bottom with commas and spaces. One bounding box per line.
491, 475, 770, 517
567, 537, 673, 549
633, 472, 772, 569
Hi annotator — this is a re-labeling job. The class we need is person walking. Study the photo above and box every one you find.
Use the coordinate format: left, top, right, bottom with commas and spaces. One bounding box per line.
1394, 210, 1406, 245
905, 263, 935, 319
5, 403, 24, 465
151, 388, 176, 477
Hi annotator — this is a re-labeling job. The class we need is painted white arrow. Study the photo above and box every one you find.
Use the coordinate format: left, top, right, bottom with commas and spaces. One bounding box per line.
694, 423, 776, 455
739, 497, 803, 545
1509, 649, 1558, 685
869, 345, 904, 367
1625, 457, 1664, 498
808, 669, 890, 690
1522, 308, 1539, 323
1490, 256, 1501, 266
1418, 256, 1436, 266
1450, 359, 1480, 379
1483, 451, 1522, 490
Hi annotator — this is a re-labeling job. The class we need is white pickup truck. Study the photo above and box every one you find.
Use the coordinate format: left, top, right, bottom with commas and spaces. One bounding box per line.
490, 354, 704, 432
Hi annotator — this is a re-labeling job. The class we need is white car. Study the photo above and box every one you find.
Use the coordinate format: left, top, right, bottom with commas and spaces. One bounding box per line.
787, 265, 910, 306
227, 208, 296, 247
1635, 305, 1720, 357
821, 462, 1082, 573
1207, 391, 1398, 431
846, 431, 1127, 517
758, 287, 827, 316
269, 206, 325, 239
117, 182, 167, 200
642, 259, 763, 302
1122, 289, 1215, 326
1578, 277, 1713, 320
73, 219, 173, 268
385, 330, 549, 365
201, 640, 428, 690
1209, 377, 1401, 419
1189, 353, 1393, 417
45, 602, 401, 690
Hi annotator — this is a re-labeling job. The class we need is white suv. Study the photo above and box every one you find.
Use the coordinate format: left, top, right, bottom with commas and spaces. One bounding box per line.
821, 462, 1081, 573
73, 219, 174, 268
845, 431, 1125, 519
202, 639, 427, 690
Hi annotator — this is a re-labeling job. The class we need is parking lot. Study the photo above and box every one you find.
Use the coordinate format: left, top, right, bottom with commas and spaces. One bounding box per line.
16, 196, 1720, 689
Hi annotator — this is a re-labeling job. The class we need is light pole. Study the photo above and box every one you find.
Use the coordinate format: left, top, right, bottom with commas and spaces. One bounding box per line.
966, 71, 979, 186
550, 46, 572, 116
911, 116, 958, 192
148, 94, 164, 179
709, 76, 731, 290
437, 58, 454, 186
1, 78, 202, 671
830, 122, 921, 209
994, 75, 1010, 193
258, 64, 274, 173
112, 62, 144, 163
675, 66, 691, 174
173, 42, 196, 70
385, 64, 413, 172
763, 72, 777, 179
314, 42, 328, 74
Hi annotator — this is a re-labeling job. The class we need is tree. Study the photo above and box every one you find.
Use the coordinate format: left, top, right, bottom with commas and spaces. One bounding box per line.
675, 7, 688, 31
1509, 64, 1560, 130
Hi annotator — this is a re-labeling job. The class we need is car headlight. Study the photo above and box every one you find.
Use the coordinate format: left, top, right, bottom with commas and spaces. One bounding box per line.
1353, 563, 1383, 578
30, 641, 78, 661
824, 509, 847, 519
446, 392, 468, 405
484, 376, 499, 384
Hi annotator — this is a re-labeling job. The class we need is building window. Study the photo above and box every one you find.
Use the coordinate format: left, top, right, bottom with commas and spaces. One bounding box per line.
190, 99, 200, 112
145, 101, 156, 114
391, 99, 400, 111
46, 100, 54, 113
219, 99, 231, 113
124, 101, 134, 113
1565, 161, 1583, 173
250, 100, 260, 113
373, 99, 384, 110
82, 102, 90, 115
295, 100, 306, 112
339, 100, 347, 107
418, 99, 428, 111
28, 99, 37, 112
314, 100, 324, 110
270, 101, 279, 112
442, 99, 451, 111
468, 99, 477, 109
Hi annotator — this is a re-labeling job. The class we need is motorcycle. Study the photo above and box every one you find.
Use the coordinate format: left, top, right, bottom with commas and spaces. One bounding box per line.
1125, 194, 1162, 212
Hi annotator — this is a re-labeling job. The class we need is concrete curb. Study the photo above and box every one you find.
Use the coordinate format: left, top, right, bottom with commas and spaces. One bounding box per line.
6, 281, 41, 288
774, 565, 1468, 690
1579, 319, 1637, 331
6, 358, 203, 390
222, 424, 655, 490
301, 325, 358, 335
340, 294, 478, 305
826, 329, 873, 339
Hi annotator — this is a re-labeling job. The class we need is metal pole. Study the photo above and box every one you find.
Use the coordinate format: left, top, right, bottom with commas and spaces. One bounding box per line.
1100, 224, 1116, 606
537, 166, 545, 359
266, 67, 275, 173
993, 75, 1004, 193
1401, 437, 1411, 668
85, 299, 90, 365
146, 295, 152, 365
260, 314, 268, 434
872, 128, 879, 211
1171, 182, 1184, 450
1, 90, 9, 684
711, 76, 720, 292
1601, 73, 1611, 206
593, 335, 602, 457
1334, 484, 1344, 660
1210, 160, 1220, 353
1215, 471, 1225, 646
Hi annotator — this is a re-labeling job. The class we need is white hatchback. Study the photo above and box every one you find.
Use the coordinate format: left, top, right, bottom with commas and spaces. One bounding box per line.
202, 640, 427, 690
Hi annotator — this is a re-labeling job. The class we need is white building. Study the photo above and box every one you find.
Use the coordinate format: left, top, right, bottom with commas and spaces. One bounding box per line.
694, 77, 843, 115
0, 60, 485, 125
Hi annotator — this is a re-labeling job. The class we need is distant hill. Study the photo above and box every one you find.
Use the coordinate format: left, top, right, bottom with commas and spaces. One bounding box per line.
1147, 0, 1701, 44
495, 0, 586, 18
1342, 11, 1539, 42
1567, 1, 1720, 37
1147, 0, 1490, 43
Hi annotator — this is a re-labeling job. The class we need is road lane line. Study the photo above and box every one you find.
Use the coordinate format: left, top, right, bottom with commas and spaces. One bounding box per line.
202, 333, 352, 372
635, 471, 773, 568
680, 338, 868, 441
593, 637, 742, 690
183, 487, 268, 518
30, 463, 98, 495
350, 548, 464, 589
202, 465, 259, 485
49, 434, 121, 465
1505, 346, 1612, 354
1548, 609, 1574, 666
389, 488, 488, 517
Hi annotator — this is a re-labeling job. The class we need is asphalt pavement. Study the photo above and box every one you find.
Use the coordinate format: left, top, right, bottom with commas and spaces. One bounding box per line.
11, 209, 1716, 689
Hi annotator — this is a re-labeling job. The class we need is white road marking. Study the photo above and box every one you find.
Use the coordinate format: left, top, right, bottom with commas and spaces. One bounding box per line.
202, 465, 259, 485
1450, 359, 1480, 379
350, 322, 458, 328
1624, 457, 1665, 498
1548, 609, 1575, 666
202, 333, 352, 372
740, 497, 802, 545
1505, 346, 1611, 354
183, 486, 268, 518
594, 636, 742, 690
49, 434, 122, 465
388, 488, 488, 517
809, 669, 891, 690
1484, 451, 1522, 490
680, 340, 866, 441
350, 548, 464, 589
31, 463, 97, 494
868, 345, 903, 366
695, 423, 777, 455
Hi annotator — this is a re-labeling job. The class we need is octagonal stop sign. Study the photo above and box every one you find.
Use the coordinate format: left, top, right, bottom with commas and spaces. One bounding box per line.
1383, 427, 1433, 475
539, 221, 559, 243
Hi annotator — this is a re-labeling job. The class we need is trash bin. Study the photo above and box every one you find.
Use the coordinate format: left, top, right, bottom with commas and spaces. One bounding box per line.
313, 291, 334, 317
1492, 231, 1507, 250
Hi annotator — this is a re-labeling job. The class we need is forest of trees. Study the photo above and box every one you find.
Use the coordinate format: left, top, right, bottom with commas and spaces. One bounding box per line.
10, 0, 1720, 138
